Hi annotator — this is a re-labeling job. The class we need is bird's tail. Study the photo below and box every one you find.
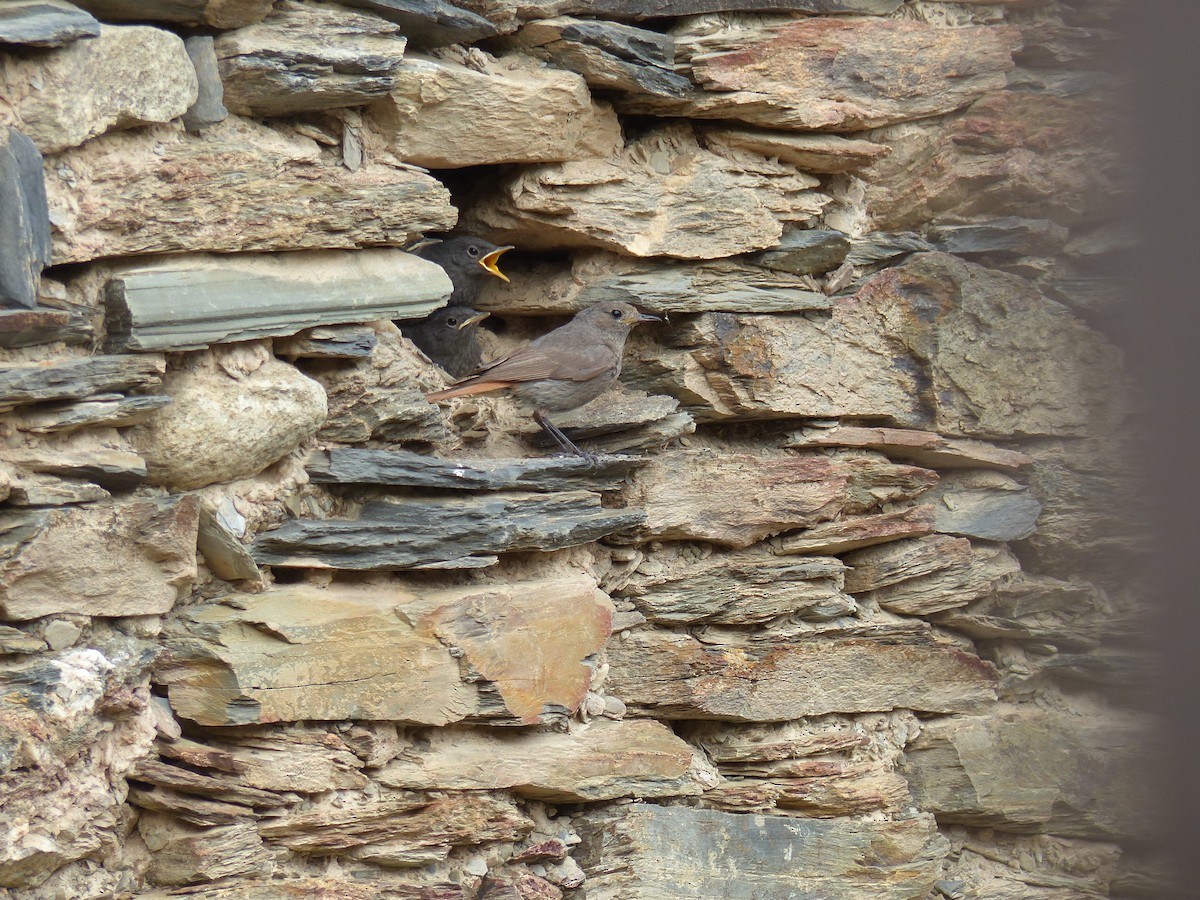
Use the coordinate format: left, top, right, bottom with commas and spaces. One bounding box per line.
425, 380, 509, 402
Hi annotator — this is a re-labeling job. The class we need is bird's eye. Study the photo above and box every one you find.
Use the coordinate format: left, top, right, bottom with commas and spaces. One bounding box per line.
466, 245, 480, 258
611, 308, 622, 319
446, 317, 458, 327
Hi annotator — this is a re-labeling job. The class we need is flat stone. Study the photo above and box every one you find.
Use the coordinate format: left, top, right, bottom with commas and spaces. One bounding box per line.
196, 502, 261, 582
368, 48, 621, 169
938, 832, 1122, 900
0, 623, 46, 654
575, 805, 946, 900
2, 446, 146, 491
0, 1, 100, 48
842, 535, 1022, 617
308, 447, 645, 492
845, 232, 934, 267
11, 394, 172, 433
104, 250, 451, 352
901, 705, 1148, 839
0, 353, 165, 413
46, 118, 457, 265
622, 450, 937, 549
616, 17, 1016, 132
181, 35, 228, 132
924, 470, 1042, 541
159, 577, 610, 727
0, 308, 91, 347
275, 325, 378, 359
377, 719, 708, 801
0, 129, 51, 310
251, 490, 644, 570
700, 126, 891, 174
608, 626, 996, 720
616, 548, 855, 624
70, 0, 273, 28
929, 217, 1070, 257
480, 250, 830, 316
748, 229, 850, 275
841, 90, 1123, 231
338, 0, 498, 47
0, 495, 198, 619
774, 506, 936, 556
465, 124, 826, 259
139, 816, 271, 886
127, 346, 327, 491
625, 253, 1124, 438
460, 0, 902, 29
215, 1, 408, 117
137, 879, 463, 899
0, 24, 197, 154
783, 425, 1033, 470
506, 17, 691, 98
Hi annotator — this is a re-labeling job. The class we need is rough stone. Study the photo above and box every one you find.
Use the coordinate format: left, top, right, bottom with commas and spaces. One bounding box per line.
0, 128, 51, 310
783, 425, 1033, 471
127, 345, 327, 491
196, 501, 261, 583
0, 307, 90, 347
464, 124, 826, 258
608, 626, 996, 720
747, 229, 850, 276
140, 816, 272, 886
368, 48, 621, 169
700, 126, 891, 174
479, 251, 829, 316
774, 506, 936, 556
901, 706, 1147, 839
622, 450, 937, 548
625, 253, 1123, 437
0, 1, 99, 48
616, 17, 1016, 132
338, 0, 499, 47
46, 118, 457, 265
104, 250, 451, 352
929, 217, 1070, 257
1, 445, 146, 491
378, 719, 709, 801
575, 805, 946, 900
251, 490, 644, 570
70, 0, 273, 28
0, 496, 198, 619
10, 394, 172, 433
459, 0, 903, 29
215, 1, 408, 117
843, 534, 1022, 617
159, 576, 611, 727
0, 353, 164, 412
0, 24, 197, 154
924, 470, 1042, 541
181, 35, 228, 132
938, 831, 1122, 900
616, 547, 856, 624
275, 325, 377, 360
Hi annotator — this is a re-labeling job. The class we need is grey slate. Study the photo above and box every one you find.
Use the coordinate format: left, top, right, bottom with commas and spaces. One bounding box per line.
929, 218, 1070, 257
0, 308, 92, 348
542, 0, 901, 18
12, 394, 172, 433
337, 0, 498, 46
276, 325, 378, 359
0, 129, 51, 310
0, 355, 165, 412
846, 232, 936, 267
182, 36, 228, 133
0, 1, 99, 48
307, 448, 646, 492
750, 229, 851, 275
252, 491, 645, 570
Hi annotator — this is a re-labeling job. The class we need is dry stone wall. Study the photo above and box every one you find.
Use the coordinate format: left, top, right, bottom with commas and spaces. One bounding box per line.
0, 1, 1153, 898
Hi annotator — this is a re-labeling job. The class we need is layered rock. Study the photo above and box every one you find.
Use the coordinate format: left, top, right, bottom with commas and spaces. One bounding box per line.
0, 128, 51, 309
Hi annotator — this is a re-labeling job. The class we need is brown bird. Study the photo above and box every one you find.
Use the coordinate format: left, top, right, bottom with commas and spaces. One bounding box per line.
426, 302, 661, 458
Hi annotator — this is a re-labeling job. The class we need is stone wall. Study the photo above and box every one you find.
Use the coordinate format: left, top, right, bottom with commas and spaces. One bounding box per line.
0, 1, 1152, 898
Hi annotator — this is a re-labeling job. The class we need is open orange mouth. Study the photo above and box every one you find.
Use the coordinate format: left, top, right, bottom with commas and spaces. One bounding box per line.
478, 246, 513, 282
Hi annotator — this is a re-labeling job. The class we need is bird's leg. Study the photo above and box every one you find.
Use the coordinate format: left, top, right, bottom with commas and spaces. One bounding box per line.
533, 410, 596, 465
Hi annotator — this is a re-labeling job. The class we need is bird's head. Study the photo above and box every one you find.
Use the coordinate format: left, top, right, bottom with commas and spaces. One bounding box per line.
422, 236, 513, 283
428, 305, 490, 332
582, 302, 662, 331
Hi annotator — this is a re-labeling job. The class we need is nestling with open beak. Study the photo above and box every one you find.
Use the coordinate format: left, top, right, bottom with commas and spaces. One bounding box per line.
426, 302, 661, 459
402, 235, 513, 376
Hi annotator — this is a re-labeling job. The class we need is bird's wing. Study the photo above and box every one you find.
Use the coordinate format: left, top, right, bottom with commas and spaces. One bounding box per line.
467, 328, 616, 384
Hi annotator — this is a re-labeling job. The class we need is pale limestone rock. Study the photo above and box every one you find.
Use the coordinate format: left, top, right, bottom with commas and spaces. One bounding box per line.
377, 719, 711, 801
215, 1, 409, 116
139, 815, 272, 886
128, 346, 326, 491
938, 830, 1122, 900
71, 0, 274, 28
369, 48, 621, 168
45, 118, 457, 264
0, 495, 198, 619
700, 126, 891, 174
607, 627, 996, 720
622, 449, 937, 549
616, 16, 1016, 132
463, 123, 827, 258
625, 253, 1123, 438
0, 24, 198, 153
575, 805, 948, 899
901, 705, 1149, 839
774, 506, 936, 556
0, 644, 157, 889
158, 577, 611, 727
783, 425, 1033, 471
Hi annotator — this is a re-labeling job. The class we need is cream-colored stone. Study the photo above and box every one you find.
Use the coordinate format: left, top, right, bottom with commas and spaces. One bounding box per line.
0, 24, 197, 153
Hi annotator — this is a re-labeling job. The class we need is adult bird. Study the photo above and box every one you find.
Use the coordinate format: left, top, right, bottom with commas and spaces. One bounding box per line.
426, 302, 661, 458
402, 235, 513, 376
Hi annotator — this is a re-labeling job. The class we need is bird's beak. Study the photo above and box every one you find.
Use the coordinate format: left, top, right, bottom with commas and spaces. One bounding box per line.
637, 312, 663, 323
478, 246, 513, 282
457, 311, 490, 330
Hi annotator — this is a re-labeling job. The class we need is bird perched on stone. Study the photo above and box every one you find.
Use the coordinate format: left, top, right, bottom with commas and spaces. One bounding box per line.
402, 236, 512, 376
426, 302, 661, 459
